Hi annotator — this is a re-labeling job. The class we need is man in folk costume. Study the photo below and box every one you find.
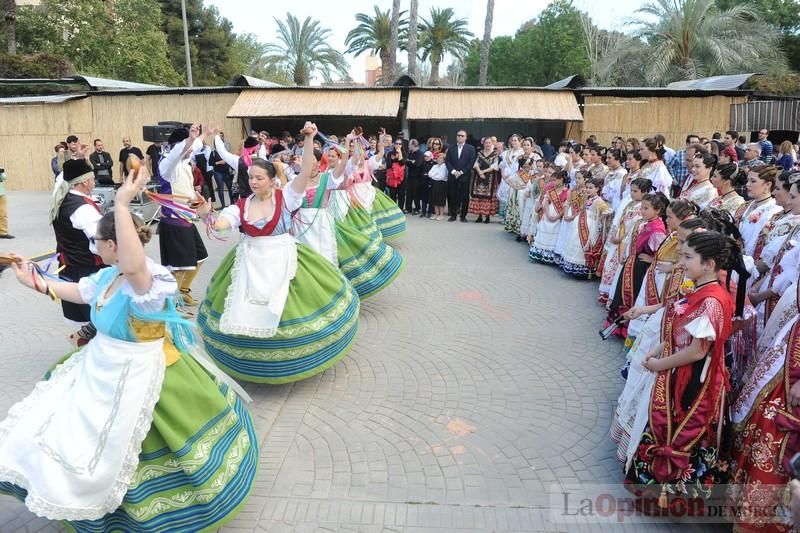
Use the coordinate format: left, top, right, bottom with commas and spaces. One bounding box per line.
214, 134, 261, 199
157, 123, 209, 307
50, 159, 104, 345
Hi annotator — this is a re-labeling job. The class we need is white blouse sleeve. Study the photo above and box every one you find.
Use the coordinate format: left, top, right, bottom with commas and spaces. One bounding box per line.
214, 135, 240, 169
684, 315, 717, 341
684, 298, 725, 341
77, 268, 109, 304
773, 243, 800, 296
368, 154, 385, 171
218, 203, 242, 231
282, 185, 304, 211
121, 259, 178, 314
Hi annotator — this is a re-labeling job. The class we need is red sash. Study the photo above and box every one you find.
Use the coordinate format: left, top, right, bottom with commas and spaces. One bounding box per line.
775, 281, 800, 473
580, 199, 604, 272
619, 222, 643, 312
644, 235, 679, 306
646, 283, 733, 483
547, 187, 566, 217
569, 190, 583, 214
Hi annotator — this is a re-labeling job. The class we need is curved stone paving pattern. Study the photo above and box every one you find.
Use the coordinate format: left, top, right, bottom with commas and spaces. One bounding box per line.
0, 192, 726, 532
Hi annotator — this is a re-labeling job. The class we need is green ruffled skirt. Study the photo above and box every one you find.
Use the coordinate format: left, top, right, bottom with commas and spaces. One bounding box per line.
372, 189, 407, 240
1, 353, 258, 532
336, 205, 404, 299
198, 243, 360, 384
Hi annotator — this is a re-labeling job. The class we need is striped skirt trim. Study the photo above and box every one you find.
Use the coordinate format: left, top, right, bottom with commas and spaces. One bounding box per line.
197, 284, 360, 383
1, 387, 258, 533
338, 236, 405, 299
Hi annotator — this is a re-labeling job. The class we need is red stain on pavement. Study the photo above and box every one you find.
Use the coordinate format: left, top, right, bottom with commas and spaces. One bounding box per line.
457, 291, 511, 321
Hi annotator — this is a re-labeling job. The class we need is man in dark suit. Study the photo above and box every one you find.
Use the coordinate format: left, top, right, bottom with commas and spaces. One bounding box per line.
445, 129, 477, 222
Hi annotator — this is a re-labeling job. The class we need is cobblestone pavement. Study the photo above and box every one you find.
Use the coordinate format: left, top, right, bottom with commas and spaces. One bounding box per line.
0, 193, 726, 532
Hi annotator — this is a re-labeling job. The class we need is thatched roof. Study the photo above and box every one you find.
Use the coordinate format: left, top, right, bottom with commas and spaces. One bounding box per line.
405, 88, 583, 121
227, 88, 402, 118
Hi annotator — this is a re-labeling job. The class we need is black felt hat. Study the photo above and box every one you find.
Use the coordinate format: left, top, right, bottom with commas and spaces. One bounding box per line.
63, 159, 94, 182
167, 127, 190, 145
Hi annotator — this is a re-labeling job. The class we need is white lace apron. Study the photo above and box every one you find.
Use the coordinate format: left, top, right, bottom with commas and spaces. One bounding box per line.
0, 332, 165, 520
220, 233, 298, 338
293, 207, 338, 265
350, 181, 376, 213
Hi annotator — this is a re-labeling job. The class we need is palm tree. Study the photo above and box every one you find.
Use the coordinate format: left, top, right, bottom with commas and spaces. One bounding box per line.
630, 0, 786, 85
418, 7, 473, 86
407, 0, 419, 80
478, 0, 494, 85
260, 14, 349, 86
2, 0, 16, 55
344, 6, 407, 85
389, 0, 401, 81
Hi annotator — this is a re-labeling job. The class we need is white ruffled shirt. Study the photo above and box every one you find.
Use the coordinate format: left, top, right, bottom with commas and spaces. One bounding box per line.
77, 258, 177, 315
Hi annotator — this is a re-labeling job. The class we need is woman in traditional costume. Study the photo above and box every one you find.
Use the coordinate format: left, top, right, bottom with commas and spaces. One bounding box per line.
622, 199, 698, 341
0, 171, 258, 531
746, 176, 800, 335
708, 163, 747, 221
612, 216, 707, 466
197, 123, 360, 384
605, 193, 671, 334
328, 144, 404, 299
529, 169, 569, 264
518, 139, 542, 240
681, 153, 719, 210
502, 155, 532, 239
602, 149, 629, 213
553, 169, 587, 266
559, 178, 610, 278
639, 137, 673, 196
741, 171, 796, 299
730, 181, 800, 530
626, 230, 742, 514
599, 178, 653, 304
468, 136, 500, 223
497, 134, 524, 219
739, 165, 783, 261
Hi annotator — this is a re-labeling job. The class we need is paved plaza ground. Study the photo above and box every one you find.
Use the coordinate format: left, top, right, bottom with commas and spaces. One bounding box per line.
0, 192, 722, 532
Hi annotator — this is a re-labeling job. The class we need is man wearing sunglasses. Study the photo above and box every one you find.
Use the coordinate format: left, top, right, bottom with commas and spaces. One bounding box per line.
444, 130, 477, 222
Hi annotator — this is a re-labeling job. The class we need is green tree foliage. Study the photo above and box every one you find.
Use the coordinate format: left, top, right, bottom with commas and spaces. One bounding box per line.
715, 0, 800, 70
16, 0, 180, 85
629, 0, 786, 84
157, 0, 242, 86
345, 6, 408, 85
0, 52, 72, 78
259, 14, 350, 86
418, 7, 473, 85
715, 0, 799, 31
463, 0, 589, 86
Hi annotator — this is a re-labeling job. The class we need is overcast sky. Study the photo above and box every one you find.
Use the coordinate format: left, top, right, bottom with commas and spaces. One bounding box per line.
205, 0, 644, 84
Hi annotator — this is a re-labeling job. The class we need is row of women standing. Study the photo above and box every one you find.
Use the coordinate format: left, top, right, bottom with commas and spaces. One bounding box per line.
0, 122, 408, 531
498, 135, 800, 529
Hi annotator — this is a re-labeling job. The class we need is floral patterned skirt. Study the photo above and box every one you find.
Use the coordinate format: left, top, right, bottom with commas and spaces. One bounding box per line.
729, 380, 794, 532
624, 425, 730, 516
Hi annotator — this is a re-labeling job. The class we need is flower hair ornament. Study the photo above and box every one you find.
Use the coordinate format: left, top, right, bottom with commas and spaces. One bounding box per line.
678, 279, 695, 296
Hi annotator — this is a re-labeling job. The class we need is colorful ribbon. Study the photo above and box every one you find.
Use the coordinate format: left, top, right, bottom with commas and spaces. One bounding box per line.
144, 191, 199, 223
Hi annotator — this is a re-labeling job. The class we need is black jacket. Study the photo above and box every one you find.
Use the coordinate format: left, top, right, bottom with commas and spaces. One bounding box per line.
445, 143, 477, 179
